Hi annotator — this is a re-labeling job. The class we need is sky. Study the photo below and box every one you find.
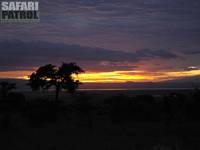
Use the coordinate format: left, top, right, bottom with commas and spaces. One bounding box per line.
0, 0, 200, 83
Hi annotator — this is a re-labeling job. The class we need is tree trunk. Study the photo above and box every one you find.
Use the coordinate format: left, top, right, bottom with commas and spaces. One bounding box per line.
55, 86, 60, 102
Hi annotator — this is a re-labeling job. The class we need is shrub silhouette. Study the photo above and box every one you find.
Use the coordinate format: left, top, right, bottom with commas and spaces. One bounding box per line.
28, 63, 84, 101
0, 81, 16, 99
132, 95, 159, 122
7, 92, 26, 106
163, 93, 186, 125
73, 93, 96, 129
193, 87, 200, 103
104, 94, 133, 123
22, 99, 60, 127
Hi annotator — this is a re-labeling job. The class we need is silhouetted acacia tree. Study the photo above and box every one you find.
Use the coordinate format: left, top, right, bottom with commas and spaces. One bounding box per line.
28, 63, 84, 101
0, 82, 16, 99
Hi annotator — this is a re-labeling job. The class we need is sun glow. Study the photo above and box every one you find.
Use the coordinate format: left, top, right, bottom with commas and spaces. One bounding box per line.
0, 69, 200, 83
77, 71, 155, 83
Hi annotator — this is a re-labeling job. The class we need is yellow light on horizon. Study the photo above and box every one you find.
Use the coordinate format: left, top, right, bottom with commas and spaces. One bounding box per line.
0, 69, 200, 83
76, 71, 155, 83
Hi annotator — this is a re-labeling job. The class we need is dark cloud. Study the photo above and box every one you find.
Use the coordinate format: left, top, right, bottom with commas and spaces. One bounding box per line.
0, 0, 200, 51
135, 49, 177, 59
181, 49, 200, 55
0, 40, 177, 71
0, 0, 199, 72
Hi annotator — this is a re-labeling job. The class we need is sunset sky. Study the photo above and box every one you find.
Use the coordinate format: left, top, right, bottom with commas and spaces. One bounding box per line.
0, 0, 200, 83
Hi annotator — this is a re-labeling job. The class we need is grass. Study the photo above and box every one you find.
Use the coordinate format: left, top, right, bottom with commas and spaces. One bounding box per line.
0, 89, 200, 149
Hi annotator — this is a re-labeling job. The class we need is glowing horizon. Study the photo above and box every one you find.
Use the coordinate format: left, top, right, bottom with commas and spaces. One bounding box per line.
0, 69, 200, 83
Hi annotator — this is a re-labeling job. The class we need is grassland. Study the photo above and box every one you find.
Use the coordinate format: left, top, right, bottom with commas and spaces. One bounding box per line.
0, 89, 200, 150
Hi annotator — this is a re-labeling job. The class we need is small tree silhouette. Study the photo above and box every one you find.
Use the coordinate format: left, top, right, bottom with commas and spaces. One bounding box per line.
0, 81, 16, 99
28, 63, 84, 101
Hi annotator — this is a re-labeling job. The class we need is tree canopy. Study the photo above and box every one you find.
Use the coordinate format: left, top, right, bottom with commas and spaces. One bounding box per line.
28, 63, 84, 100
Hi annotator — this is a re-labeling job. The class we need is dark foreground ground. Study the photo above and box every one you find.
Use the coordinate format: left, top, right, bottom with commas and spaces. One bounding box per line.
2, 121, 200, 150
1, 89, 200, 150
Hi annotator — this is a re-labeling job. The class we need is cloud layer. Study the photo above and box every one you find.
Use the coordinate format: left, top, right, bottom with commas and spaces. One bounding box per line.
0, 0, 200, 76
0, 0, 200, 51
0, 40, 178, 71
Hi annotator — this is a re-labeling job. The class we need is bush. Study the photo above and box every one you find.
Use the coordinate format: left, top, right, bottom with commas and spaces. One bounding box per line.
104, 94, 134, 123
22, 99, 60, 126
6, 92, 26, 106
